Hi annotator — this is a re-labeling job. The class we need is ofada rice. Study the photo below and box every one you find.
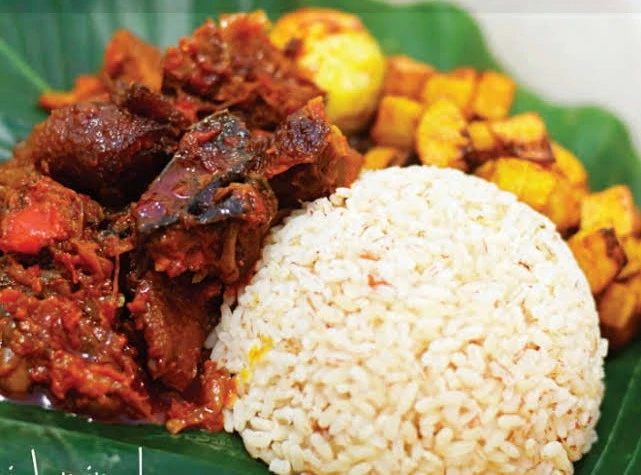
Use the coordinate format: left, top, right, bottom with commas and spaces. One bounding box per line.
209, 165, 607, 475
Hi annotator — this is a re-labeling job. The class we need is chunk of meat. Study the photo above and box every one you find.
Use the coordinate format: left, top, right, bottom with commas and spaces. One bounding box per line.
28, 102, 181, 206
135, 99, 362, 280
165, 361, 235, 434
39, 30, 162, 110
112, 83, 191, 130
127, 271, 219, 391
0, 176, 101, 255
265, 98, 364, 206
134, 111, 278, 281
162, 11, 323, 129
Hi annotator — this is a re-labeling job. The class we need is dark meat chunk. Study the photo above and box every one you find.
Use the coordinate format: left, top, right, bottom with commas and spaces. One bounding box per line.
39, 30, 162, 111
127, 271, 219, 392
0, 176, 102, 255
134, 111, 278, 281
162, 11, 323, 129
165, 361, 235, 434
28, 102, 180, 206
112, 83, 191, 130
261, 97, 364, 206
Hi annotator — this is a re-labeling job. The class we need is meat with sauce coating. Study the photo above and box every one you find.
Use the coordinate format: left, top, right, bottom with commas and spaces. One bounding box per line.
127, 270, 220, 392
29, 101, 181, 206
134, 110, 279, 281
162, 11, 323, 129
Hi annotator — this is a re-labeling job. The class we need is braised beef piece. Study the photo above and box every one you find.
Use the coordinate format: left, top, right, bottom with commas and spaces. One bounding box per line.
0, 176, 152, 419
162, 12, 323, 129
127, 270, 220, 392
112, 83, 191, 130
28, 101, 181, 206
261, 97, 364, 206
0, 176, 102, 255
165, 360, 234, 434
134, 111, 278, 280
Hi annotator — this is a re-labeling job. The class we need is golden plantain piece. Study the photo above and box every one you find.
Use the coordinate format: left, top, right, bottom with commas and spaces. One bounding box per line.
475, 158, 557, 214
415, 99, 469, 171
597, 279, 641, 350
551, 142, 588, 189
363, 146, 409, 170
383, 55, 435, 100
471, 71, 516, 120
370, 95, 423, 150
466, 120, 501, 167
543, 177, 582, 235
475, 157, 580, 233
419, 68, 477, 115
489, 112, 554, 163
580, 185, 641, 237
617, 235, 641, 280
567, 228, 627, 295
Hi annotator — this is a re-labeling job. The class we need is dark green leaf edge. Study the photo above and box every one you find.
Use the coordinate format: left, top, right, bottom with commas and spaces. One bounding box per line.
603, 356, 641, 471
0, 401, 266, 474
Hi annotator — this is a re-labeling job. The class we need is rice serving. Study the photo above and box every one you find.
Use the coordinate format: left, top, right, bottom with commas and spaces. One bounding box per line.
209, 165, 607, 475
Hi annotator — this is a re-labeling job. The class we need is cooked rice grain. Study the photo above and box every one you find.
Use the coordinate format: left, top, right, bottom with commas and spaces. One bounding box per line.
210, 166, 607, 475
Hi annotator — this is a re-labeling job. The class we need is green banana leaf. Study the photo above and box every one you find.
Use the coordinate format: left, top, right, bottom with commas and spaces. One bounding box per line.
0, 1, 640, 473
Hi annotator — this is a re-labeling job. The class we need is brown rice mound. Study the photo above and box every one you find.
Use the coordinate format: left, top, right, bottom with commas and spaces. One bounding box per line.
209, 165, 607, 475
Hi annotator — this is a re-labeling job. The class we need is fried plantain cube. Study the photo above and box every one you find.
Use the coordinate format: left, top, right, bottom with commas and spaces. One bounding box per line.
617, 235, 641, 280
370, 95, 423, 150
598, 279, 641, 350
415, 99, 469, 171
419, 68, 478, 115
580, 185, 641, 237
471, 71, 516, 120
544, 178, 582, 235
475, 158, 557, 213
489, 112, 554, 163
466, 120, 500, 167
451, 67, 478, 81
383, 55, 435, 100
567, 228, 627, 294
551, 142, 588, 189
363, 146, 409, 170
475, 157, 579, 233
